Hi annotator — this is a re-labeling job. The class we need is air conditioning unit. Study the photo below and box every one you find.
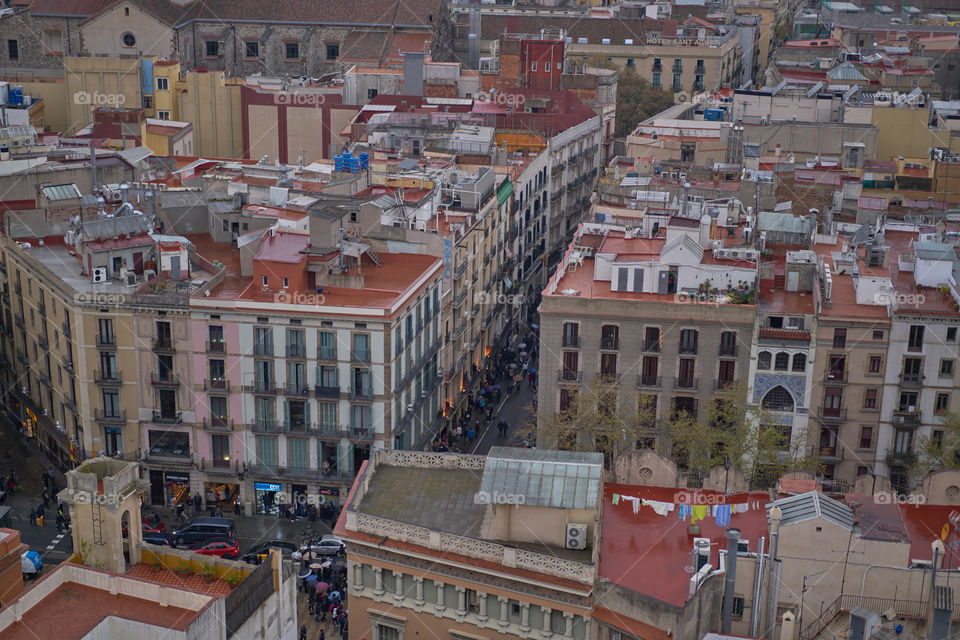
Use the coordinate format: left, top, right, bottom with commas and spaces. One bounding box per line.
92, 267, 108, 283
565, 523, 588, 550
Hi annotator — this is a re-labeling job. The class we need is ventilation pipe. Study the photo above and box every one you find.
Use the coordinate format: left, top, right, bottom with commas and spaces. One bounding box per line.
722, 528, 742, 633
765, 507, 783, 640
680, 181, 691, 218
90, 139, 98, 194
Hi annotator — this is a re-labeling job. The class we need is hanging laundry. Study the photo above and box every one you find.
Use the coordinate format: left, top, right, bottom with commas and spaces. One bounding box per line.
642, 499, 672, 516
691, 504, 708, 525
621, 495, 640, 514
732, 502, 748, 514
678, 504, 689, 521
612, 494, 620, 505
717, 504, 731, 527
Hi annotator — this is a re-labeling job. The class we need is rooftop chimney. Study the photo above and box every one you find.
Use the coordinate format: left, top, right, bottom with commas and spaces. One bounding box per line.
721, 528, 741, 633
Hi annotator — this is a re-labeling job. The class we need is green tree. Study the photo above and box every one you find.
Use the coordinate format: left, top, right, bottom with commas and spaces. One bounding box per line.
614, 67, 675, 138
910, 412, 960, 481
534, 378, 656, 465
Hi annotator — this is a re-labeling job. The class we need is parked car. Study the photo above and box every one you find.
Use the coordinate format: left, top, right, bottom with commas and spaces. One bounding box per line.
121, 519, 166, 538
21, 550, 42, 580
142, 532, 174, 546
242, 540, 299, 565
172, 517, 236, 547
303, 534, 345, 556
189, 536, 239, 559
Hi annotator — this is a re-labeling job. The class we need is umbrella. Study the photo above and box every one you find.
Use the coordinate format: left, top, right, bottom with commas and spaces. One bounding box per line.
315, 581, 330, 591
329, 590, 341, 599
305, 574, 319, 583
493, 384, 502, 390
309, 563, 324, 570
298, 568, 313, 580
519, 343, 527, 349
513, 374, 523, 381
530, 368, 537, 375
519, 351, 528, 358
321, 561, 333, 568
530, 324, 539, 329
21, 551, 42, 575
509, 363, 518, 369
486, 385, 495, 392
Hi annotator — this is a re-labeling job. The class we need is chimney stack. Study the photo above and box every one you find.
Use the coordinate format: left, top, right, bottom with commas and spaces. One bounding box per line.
721, 528, 741, 633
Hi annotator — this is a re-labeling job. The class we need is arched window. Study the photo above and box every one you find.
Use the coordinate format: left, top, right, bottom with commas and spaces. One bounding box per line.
758, 351, 771, 370
762, 386, 795, 412
792, 353, 807, 372
774, 352, 790, 371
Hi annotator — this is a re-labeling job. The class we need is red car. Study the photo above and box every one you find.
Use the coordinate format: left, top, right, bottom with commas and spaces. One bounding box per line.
122, 519, 167, 538
189, 537, 239, 559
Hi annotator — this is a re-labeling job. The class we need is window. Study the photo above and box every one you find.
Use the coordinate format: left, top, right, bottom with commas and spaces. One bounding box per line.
210, 396, 227, 422
326, 43, 339, 60
601, 325, 619, 350
368, 88, 378, 100
733, 596, 745, 619
936, 393, 950, 415
102, 389, 120, 417
719, 331, 737, 356
644, 327, 661, 352
562, 322, 580, 347
868, 355, 882, 374
948, 327, 958, 342
600, 353, 617, 378
898, 391, 918, 411
768, 316, 784, 329
157, 110, 171, 120
43, 30, 62, 53
262, 275, 269, 287
908, 325, 924, 351
672, 73, 682, 91
788, 317, 805, 329
774, 352, 789, 371
863, 388, 877, 410
148, 430, 189, 457
626, 59, 635, 68
828, 355, 845, 380
762, 386, 794, 412
757, 351, 771, 370
375, 624, 400, 640
823, 387, 843, 415
873, 330, 884, 340
652, 72, 661, 88
679, 329, 698, 354
941, 359, 954, 377
352, 334, 370, 361
532, 62, 537, 72
893, 428, 913, 455
245, 41, 259, 58
859, 426, 873, 449
205, 40, 219, 57
156, 77, 169, 91
562, 352, 579, 379
560, 389, 577, 413
286, 42, 300, 60
792, 353, 806, 371
7, 39, 18, 60
833, 328, 846, 348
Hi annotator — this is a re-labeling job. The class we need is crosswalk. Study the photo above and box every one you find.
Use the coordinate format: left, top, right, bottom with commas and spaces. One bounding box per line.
45, 528, 70, 552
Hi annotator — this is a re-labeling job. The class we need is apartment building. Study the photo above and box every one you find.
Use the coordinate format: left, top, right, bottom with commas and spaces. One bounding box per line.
537, 213, 757, 455
188, 219, 443, 514
336, 447, 598, 640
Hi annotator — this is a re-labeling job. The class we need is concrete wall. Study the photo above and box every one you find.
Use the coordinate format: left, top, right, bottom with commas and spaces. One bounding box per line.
742, 122, 878, 162
179, 72, 243, 159
64, 57, 143, 136
614, 450, 679, 486
80, 3, 176, 59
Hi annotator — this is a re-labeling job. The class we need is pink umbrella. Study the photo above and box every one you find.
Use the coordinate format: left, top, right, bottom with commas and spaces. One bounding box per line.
314, 581, 330, 591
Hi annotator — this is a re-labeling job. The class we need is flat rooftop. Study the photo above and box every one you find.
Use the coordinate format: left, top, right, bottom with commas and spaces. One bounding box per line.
601, 484, 770, 607
2, 582, 202, 640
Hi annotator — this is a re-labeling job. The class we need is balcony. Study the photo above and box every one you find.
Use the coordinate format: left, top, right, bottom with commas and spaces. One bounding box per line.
251, 420, 281, 434
818, 408, 847, 422
37, 303, 45, 317
714, 379, 737, 391
285, 383, 311, 398
94, 409, 126, 423
824, 370, 848, 383
64, 361, 74, 375
93, 369, 122, 384
152, 338, 175, 353
693, 81, 705, 92
204, 378, 230, 392
899, 374, 923, 388
679, 343, 698, 355
452, 289, 468, 309
151, 410, 182, 424
316, 422, 343, 438
202, 417, 235, 431
637, 375, 662, 388
13, 313, 23, 330
61, 321, 71, 339
253, 342, 273, 357
672, 62, 683, 73
351, 350, 370, 364
642, 340, 661, 353
719, 345, 738, 357
454, 261, 468, 279
37, 335, 48, 351
252, 382, 278, 395
16, 350, 27, 366
551, 161, 566, 175
907, 342, 923, 353
39, 374, 52, 389
315, 384, 341, 399
206, 340, 225, 353
285, 344, 306, 359
350, 385, 374, 400
818, 445, 844, 460
151, 372, 180, 386
348, 425, 374, 440
63, 398, 77, 413
601, 337, 619, 350
893, 410, 921, 425
283, 421, 313, 435
95, 333, 116, 348
317, 346, 337, 361
674, 377, 699, 390
558, 369, 582, 383
452, 323, 466, 342
562, 335, 581, 348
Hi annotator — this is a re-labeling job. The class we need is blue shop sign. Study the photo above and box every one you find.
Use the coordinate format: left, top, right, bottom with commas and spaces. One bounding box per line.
255, 482, 282, 492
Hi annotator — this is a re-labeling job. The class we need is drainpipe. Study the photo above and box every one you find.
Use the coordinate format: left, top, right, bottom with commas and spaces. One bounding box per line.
765, 506, 782, 640
722, 528, 742, 634
751, 536, 765, 637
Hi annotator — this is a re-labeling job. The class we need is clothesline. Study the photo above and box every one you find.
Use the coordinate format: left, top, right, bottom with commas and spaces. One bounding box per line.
612, 493, 765, 526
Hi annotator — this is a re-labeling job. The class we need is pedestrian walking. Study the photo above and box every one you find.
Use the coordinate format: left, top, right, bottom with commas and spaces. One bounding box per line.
319, 630, 325, 640
193, 493, 202, 513
41, 470, 49, 488
300, 625, 308, 640
176, 502, 186, 521
56, 513, 64, 533
29, 508, 36, 526
36, 504, 44, 527
42, 488, 50, 508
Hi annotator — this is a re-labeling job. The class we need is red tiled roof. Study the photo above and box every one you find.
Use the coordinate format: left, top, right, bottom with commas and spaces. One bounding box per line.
592, 607, 671, 640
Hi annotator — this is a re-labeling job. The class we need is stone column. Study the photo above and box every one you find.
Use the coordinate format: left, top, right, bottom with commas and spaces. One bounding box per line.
373, 567, 384, 597
436, 581, 446, 613
564, 613, 574, 638
353, 562, 363, 590
498, 596, 510, 632
455, 585, 467, 619
393, 571, 404, 602
478, 592, 488, 622
521, 603, 531, 633
542, 607, 553, 638
414, 576, 424, 607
